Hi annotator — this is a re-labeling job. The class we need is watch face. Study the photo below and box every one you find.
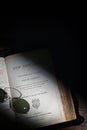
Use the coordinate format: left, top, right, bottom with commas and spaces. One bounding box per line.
11, 98, 30, 113
0, 88, 7, 102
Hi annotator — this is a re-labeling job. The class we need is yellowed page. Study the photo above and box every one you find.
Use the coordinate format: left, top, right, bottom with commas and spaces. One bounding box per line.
5, 49, 66, 128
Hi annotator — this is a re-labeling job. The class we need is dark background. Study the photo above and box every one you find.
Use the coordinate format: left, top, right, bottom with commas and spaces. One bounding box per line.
0, 15, 85, 129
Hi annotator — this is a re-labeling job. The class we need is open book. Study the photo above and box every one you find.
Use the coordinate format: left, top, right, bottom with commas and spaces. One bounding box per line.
0, 49, 76, 128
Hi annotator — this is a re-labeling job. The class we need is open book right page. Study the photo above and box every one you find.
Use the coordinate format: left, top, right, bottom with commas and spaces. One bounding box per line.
5, 49, 75, 128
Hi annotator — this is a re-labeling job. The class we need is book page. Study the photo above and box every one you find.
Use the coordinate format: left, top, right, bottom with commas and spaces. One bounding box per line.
5, 49, 66, 128
0, 57, 14, 119
0, 58, 9, 89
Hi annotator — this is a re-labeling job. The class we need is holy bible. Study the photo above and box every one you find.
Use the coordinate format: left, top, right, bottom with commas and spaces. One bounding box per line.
0, 49, 76, 129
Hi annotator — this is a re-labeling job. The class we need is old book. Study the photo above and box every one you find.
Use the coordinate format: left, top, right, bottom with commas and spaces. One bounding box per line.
0, 49, 76, 129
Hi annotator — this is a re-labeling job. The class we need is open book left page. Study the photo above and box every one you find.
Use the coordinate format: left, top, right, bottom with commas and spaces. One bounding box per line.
0, 57, 15, 119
